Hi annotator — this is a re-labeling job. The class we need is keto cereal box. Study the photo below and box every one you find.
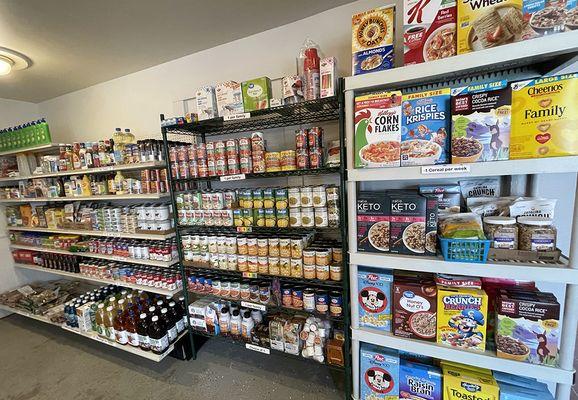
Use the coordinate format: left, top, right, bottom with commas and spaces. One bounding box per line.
457, 0, 524, 54
510, 74, 578, 159
215, 81, 244, 117
389, 191, 427, 256
442, 364, 499, 400
358, 267, 393, 331
401, 89, 451, 166
360, 343, 399, 400
451, 80, 511, 163
436, 286, 488, 351
357, 191, 390, 253
242, 77, 272, 112
403, 0, 457, 65
399, 360, 442, 400
352, 5, 395, 76
354, 91, 402, 168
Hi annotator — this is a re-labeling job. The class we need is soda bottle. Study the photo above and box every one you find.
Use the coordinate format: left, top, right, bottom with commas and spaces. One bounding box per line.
148, 315, 169, 354
125, 310, 139, 347
169, 301, 185, 334
114, 309, 128, 345
104, 305, 116, 341
137, 313, 151, 352
160, 308, 177, 344
95, 303, 107, 338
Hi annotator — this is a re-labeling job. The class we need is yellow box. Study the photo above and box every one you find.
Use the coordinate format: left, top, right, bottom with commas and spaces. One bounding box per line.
437, 286, 488, 351
510, 74, 578, 159
440, 360, 492, 376
443, 364, 499, 400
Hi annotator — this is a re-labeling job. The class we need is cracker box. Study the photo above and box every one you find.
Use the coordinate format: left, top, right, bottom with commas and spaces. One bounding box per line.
510, 74, 578, 159
442, 364, 499, 400
357, 191, 390, 253
320, 57, 337, 98
215, 81, 244, 117
403, 0, 457, 65
457, 0, 524, 54
451, 80, 512, 163
436, 286, 488, 351
389, 191, 427, 256
354, 91, 402, 168
358, 266, 393, 331
393, 278, 437, 340
360, 343, 399, 400
195, 86, 218, 121
242, 77, 272, 112
352, 5, 395, 76
399, 360, 442, 400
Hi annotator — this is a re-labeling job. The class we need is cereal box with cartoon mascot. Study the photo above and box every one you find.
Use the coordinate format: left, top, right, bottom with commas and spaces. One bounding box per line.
358, 267, 393, 331
360, 343, 399, 400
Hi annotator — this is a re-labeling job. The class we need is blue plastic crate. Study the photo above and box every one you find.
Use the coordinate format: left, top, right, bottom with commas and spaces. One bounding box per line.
439, 238, 491, 263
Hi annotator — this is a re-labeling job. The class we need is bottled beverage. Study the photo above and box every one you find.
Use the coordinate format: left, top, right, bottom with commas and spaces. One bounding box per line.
125, 310, 139, 347
148, 315, 169, 354
114, 309, 128, 345
104, 305, 116, 341
230, 309, 241, 339
95, 303, 107, 338
114, 171, 125, 194
117, 299, 127, 313
177, 296, 188, 328
219, 307, 230, 336
137, 313, 151, 352
241, 310, 254, 342
160, 308, 177, 344
169, 301, 185, 334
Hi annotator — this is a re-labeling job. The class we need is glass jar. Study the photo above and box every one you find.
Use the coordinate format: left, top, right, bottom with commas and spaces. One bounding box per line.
483, 216, 518, 250
518, 217, 557, 251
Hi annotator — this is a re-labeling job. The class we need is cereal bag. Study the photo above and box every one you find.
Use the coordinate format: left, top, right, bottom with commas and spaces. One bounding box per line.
360, 343, 399, 400
358, 267, 393, 331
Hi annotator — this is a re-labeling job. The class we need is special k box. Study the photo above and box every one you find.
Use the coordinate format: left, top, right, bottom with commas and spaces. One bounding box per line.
403, 0, 457, 65
510, 74, 578, 159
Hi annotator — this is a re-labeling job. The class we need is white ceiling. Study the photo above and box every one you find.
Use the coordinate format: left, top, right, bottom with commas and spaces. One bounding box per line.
0, 0, 353, 103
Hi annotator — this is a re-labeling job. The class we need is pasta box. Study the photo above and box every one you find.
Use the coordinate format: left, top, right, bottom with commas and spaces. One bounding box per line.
242, 77, 272, 112
451, 80, 512, 163
403, 0, 457, 65
393, 278, 437, 340
358, 266, 393, 332
357, 191, 390, 253
352, 5, 395, 76
354, 91, 402, 168
215, 81, 244, 117
401, 89, 451, 166
360, 343, 399, 400
399, 359, 442, 400
389, 191, 427, 256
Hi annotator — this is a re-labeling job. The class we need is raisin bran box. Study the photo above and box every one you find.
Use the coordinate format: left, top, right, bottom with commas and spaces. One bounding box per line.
400, 359, 442, 400
357, 191, 390, 253
389, 191, 427, 256
358, 266, 393, 332
360, 343, 400, 400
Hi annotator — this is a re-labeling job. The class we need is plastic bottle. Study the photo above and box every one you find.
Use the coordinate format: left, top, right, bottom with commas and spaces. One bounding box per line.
178, 296, 188, 328
104, 305, 116, 341
95, 303, 107, 338
114, 171, 125, 195
125, 310, 139, 347
303, 47, 320, 101
241, 310, 254, 342
114, 309, 128, 345
169, 301, 185, 334
148, 315, 169, 354
161, 308, 177, 344
230, 309, 241, 339
137, 313, 151, 351
219, 307, 231, 336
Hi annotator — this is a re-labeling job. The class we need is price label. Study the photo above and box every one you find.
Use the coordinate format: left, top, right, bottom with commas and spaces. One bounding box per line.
224, 113, 250, 121
220, 174, 246, 182
242, 272, 258, 279
241, 301, 266, 311
246, 343, 270, 355
421, 164, 470, 175
237, 227, 252, 233
111, 256, 125, 262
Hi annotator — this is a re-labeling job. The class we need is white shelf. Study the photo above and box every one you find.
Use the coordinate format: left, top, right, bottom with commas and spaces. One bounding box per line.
352, 327, 574, 384
0, 161, 166, 182
348, 156, 578, 182
10, 244, 178, 268
351, 252, 578, 284
0, 143, 59, 157
7, 226, 175, 240
0, 303, 61, 325
0, 193, 170, 203
345, 31, 578, 91
14, 263, 181, 296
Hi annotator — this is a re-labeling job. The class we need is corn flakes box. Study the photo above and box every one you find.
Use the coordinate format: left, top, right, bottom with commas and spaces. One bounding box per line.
442, 364, 499, 400
436, 286, 488, 351
352, 5, 395, 76
360, 343, 399, 400
358, 267, 393, 331
510, 74, 578, 159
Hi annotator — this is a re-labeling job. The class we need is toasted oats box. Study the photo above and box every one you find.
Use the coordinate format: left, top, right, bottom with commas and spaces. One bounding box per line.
352, 5, 395, 76
358, 266, 393, 332
442, 364, 499, 400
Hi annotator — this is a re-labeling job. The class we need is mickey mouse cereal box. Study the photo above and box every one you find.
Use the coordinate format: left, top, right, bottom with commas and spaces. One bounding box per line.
360, 343, 399, 400
358, 267, 393, 332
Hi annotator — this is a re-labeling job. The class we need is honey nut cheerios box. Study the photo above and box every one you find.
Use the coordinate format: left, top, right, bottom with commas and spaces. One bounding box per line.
510, 73, 578, 159
358, 267, 393, 332
436, 286, 488, 352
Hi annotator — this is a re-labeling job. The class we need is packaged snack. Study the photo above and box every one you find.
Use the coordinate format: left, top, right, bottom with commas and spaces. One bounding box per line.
242, 77, 272, 112
442, 364, 499, 400
459, 178, 501, 199
510, 74, 578, 159
389, 191, 427, 255
358, 267, 393, 331
419, 185, 461, 214
423, 194, 439, 255
438, 212, 485, 239
360, 343, 399, 400
437, 286, 488, 351
195, 86, 218, 121
509, 198, 556, 219
357, 191, 390, 253
451, 81, 512, 163
401, 89, 451, 166
282, 76, 304, 105
403, 0, 457, 65
467, 197, 514, 217
352, 5, 395, 76
393, 278, 437, 340
399, 360, 442, 400
320, 57, 337, 98
215, 81, 244, 117
355, 91, 402, 168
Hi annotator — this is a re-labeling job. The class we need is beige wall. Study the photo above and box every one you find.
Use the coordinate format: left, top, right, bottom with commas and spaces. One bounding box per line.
0, 98, 39, 127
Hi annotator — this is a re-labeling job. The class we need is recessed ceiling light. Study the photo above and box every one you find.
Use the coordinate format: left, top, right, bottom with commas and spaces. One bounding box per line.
0, 47, 32, 76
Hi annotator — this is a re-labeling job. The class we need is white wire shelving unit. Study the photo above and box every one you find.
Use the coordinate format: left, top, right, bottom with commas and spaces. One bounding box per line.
344, 31, 578, 400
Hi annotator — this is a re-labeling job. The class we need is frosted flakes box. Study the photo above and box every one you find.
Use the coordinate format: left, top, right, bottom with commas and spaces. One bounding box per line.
215, 81, 244, 117
451, 80, 511, 163
358, 266, 393, 331
403, 0, 457, 65
401, 88, 451, 166
352, 5, 395, 76
354, 91, 402, 168
399, 359, 442, 400
360, 343, 399, 400
510, 74, 578, 159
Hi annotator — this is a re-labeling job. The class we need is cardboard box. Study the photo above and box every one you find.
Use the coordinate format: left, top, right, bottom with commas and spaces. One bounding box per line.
352, 5, 395, 76
393, 279, 437, 340
242, 77, 272, 112
320, 57, 337, 98
357, 191, 390, 253
358, 266, 393, 332
399, 359, 442, 400
282, 75, 304, 105
389, 191, 427, 256
195, 86, 218, 121
423, 194, 439, 256
360, 343, 399, 400
442, 364, 499, 400
215, 81, 244, 117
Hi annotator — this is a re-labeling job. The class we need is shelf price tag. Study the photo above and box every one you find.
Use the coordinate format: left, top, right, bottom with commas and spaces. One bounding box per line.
242, 272, 258, 279
237, 227, 252, 233
220, 174, 246, 182
111, 256, 126, 262
245, 343, 270, 355
224, 113, 250, 121
241, 301, 266, 311
421, 164, 470, 175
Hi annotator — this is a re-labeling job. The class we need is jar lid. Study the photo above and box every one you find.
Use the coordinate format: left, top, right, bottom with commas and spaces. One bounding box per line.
518, 216, 554, 226
484, 216, 517, 225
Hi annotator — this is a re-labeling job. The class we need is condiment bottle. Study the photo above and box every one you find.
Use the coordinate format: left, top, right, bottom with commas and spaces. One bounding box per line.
230, 309, 241, 339
241, 310, 254, 342
114, 309, 128, 345
148, 315, 169, 355
137, 313, 151, 352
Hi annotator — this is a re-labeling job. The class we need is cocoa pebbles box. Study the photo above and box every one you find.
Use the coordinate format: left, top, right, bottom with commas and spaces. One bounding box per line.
403, 0, 457, 65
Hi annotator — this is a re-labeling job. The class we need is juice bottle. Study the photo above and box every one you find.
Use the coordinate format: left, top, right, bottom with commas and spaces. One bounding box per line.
169, 301, 185, 334
117, 298, 127, 313
107, 296, 117, 310
137, 313, 151, 352
104, 305, 116, 341
114, 309, 128, 345
125, 310, 139, 347
148, 315, 169, 354
95, 303, 106, 338
81, 175, 92, 197
241, 310, 254, 342
79, 143, 87, 169
114, 171, 125, 195
178, 296, 188, 328
219, 307, 231, 337
160, 308, 177, 344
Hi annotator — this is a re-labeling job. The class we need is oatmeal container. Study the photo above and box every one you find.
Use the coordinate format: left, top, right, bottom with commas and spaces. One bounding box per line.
314, 207, 329, 227
312, 186, 327, 208
484, 216, 518, 250
518, 217, 557, 251
301, 207, 315, 227
300, 187, 313, 207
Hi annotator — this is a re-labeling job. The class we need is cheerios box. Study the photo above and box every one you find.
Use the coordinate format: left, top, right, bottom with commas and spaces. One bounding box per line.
442, 364, 499, 400
358, 266, 393, 331
510, 74, 578, 159
360, 343, 399, 400
399, 359, 442, 400
436, 286, 488, 352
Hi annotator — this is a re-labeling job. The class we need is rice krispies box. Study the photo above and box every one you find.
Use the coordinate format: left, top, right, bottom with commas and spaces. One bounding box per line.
360, 343, 399, 400
399, 359, 442, 400
358, 267, 393, 332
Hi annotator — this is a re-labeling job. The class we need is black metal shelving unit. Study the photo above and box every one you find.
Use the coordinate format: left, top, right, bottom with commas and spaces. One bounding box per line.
160, 79, 351, 399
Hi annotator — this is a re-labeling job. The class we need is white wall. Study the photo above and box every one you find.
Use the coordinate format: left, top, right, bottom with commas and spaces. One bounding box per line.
0, 98, 39, 127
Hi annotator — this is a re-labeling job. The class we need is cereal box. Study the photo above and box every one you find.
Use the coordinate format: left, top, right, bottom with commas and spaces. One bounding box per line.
358, 267, 393, 331
215, 81, 243, 117
457, 0, 524, 54
442, 364, 499, 400
522, 1, 577, 40
360, 343, 399, 400
451, 80, 512, 163
195, 86, 218, 121
403, 0, 457, 65
498, 381, 554, 400
436, 286, 488, 351
242, 77, 272, 112
493, 371, 548, 392
393, 278, 437, 340
389, 191, 427, 256
399, 360, 442, 400
401, 89, 451, 166
510, 74, 578, 159
354, 91, 402, 168
352, 5, 395, 76
357, 191, 390, 253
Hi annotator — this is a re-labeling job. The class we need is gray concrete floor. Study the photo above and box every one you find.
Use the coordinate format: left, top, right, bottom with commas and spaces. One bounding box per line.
0, 314, 344, 400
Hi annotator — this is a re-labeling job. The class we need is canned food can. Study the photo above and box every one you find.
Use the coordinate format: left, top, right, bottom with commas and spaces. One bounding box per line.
312, 186, 327, 208
330, 264, 343, 281
300, 187, 313, 207
290, 258, 303, 278
239, 156, 253, 174
309, 148, 323, 169
214, 141, 226, 158
263, 188, 275, 208
291, 286, 304, 309
254, 208, 265, 227
252, 188, 264, 209
227, 157, 240, 175
268, 257, 280, 275
249, 283, 260, 302
265, 152, 281, 172
288, 188, 301, 208
315, 290, 329, 314
264, 208, 276, 228
216, 158, 227, 176
207, 158, 217, 177
289, 208, 301, 227
303, 289, 316, 311
279, 258, 291, 276
314, 207, 329, 227
295, 129, 308, 150
329, 291, 343, 317
225, 139, 238, 158
328, 207, 340, 227
303, 264, 316, 279
268, 238, 280, 257
308, 127, 323, 148
276, 209, 289, 228
251, 132, 265, 152
196, 143, 207, 159
301, 207, 314, 227
240, 283, 251, 300
197, 159, 209, 177
238, 137, 251, 151
280, 150, 296, 171
296, 149, 309, 170
274, 188, 288, 209
252, 152, 266, 173
282, 287, 293, 307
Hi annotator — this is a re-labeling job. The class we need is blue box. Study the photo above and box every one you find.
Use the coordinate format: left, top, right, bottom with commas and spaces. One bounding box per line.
358, 266, 393, 331
360, 343, 399, 400
399, 360, 442, 400
493, 371, 548, 393
498, 382, 553, 400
